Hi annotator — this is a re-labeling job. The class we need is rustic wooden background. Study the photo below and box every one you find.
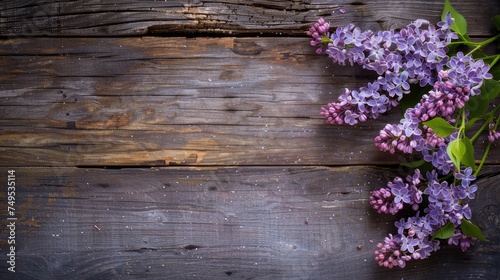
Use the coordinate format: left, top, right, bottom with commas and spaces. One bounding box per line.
1, 0, 499, 279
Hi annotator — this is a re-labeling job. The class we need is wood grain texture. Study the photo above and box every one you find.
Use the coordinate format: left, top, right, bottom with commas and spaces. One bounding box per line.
0, 166, 498, 279
0, 0, 499, 37
0, 0, 499, 279
1, 36, 499, 167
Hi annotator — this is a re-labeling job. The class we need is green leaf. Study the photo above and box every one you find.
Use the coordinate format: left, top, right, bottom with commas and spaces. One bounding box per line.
461, 136, 476, 170
447, 138, 475, 170
492, 15, 500, 31
423, 117, 456, 137
466, 80, 500, 119
470, 49, 489, 62
466, 94, 490, 119
482, 79, 500, 100
442, 0, 468, 36
452, 139, 466, 157
400, 84, 430, 114
447, 139, 465, 169
481, 54, 499, 66
401, 160, 434, 175
400, 159, 426, 168
489, 64, 500, 81
461, 219, 488, 242
432, 221, 455, 241
464, 117, 484, 130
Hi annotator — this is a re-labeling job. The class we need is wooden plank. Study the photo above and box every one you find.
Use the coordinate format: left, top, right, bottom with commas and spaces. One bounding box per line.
0, 165, 498, 279
0, 0, 499, 37
1, 36, 499, 167
0, 1, 498, 279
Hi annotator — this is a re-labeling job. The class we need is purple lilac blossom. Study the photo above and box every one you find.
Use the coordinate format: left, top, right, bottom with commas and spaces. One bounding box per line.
421, 145, 454, 174
371, 167, 478, 268
311, 14, 457, 125
448, 230, 476, 252
374, 54, 491, 165
369, 169, 423, 215
306, 18, 331, 55
455, 167, 476, 187
309, 14, 487, 269
453, 169, 478, 200
374, 229, 439, 268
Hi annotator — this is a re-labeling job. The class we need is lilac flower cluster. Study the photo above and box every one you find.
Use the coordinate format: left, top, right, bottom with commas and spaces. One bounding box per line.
374, 54, 491, 176
307, 18, 331, 55
370, 169, 423, 215
372, 168, 477, 268
308, 14, 494, 269
368, 51, 488, 268
310, 16, 491, 175
310, 14, 458, 125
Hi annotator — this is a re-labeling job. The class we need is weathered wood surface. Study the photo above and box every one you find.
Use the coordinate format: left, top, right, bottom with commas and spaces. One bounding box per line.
0, 0, 499, 279
0, 0, 498, 36
0, 36, 385, 167
1, 36, 499, 167
0, 166, 499, 279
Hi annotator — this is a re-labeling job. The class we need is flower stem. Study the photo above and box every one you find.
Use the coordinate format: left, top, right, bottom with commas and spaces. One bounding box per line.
473, 110, 500, 177
474, 142, 491, 177
470, 106, 500, 143
490, 55, 500, 68
470, 120, 490, 143
466, 34, 500, 57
